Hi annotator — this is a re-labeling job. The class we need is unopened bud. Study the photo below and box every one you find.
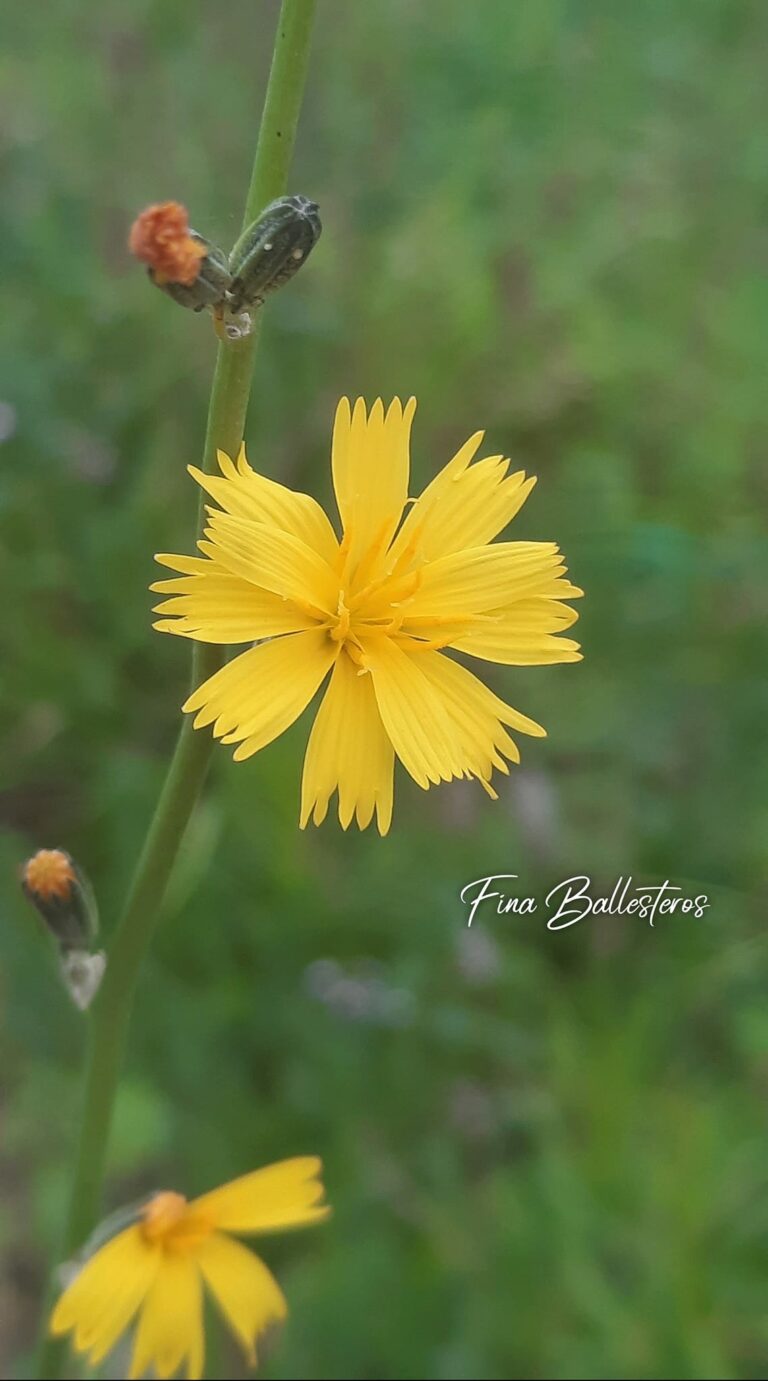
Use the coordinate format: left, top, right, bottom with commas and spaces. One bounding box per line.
21, 849, 98, 951
21, 849, 104, 1009
225, 194, 322, 317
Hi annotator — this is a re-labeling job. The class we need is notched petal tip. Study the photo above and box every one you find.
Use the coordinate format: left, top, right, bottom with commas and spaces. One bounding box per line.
333, 395, 351, 427
350, 396, 368, 430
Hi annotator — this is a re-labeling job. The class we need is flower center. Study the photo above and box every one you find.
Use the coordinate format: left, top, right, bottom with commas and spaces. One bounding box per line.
326, 522, 475, 657
327, 565, 425, 653
140, 1191, 213, 1252
141, 1191, 188, 1240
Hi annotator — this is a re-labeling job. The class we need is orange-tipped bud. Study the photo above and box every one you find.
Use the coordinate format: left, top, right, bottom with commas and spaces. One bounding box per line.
128, 201, 207, 286
21, 848, 98, 951
21, 848, 104, 1009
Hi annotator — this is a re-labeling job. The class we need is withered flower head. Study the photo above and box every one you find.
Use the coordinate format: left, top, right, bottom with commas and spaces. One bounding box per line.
128, 201, 207, 286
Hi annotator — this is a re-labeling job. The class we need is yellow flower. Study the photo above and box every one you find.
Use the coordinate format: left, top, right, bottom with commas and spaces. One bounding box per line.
153, 398, 583, 833
50, 1158, 329, 1379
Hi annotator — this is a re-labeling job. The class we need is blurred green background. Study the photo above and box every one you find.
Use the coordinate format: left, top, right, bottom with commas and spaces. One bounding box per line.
2, 1, 768, 1376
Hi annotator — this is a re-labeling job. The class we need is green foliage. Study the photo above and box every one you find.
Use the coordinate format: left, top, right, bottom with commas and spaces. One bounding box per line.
2, 1, 767, 1376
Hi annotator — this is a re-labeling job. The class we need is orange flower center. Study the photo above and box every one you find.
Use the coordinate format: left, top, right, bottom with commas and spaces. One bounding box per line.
22, 849, 76, 902
140, 1192, 213, 1253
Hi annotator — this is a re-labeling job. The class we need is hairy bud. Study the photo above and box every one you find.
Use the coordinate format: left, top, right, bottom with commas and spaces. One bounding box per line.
21, 849, 97, 950
21, 849, 104, 1010
227, 195, 322, 314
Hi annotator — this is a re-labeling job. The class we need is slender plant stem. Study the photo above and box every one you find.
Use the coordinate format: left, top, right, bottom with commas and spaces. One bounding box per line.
36, 2, 317, 1374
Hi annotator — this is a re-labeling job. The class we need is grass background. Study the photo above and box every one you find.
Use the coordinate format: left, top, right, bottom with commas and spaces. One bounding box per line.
2, 1, 767, 1376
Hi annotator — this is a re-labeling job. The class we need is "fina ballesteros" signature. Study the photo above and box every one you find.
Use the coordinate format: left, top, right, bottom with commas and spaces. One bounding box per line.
460, 874, 711, 929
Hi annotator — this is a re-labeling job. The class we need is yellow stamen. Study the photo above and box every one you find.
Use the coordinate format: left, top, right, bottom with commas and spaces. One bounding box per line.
397, 634, 455, 652
351, 567, 422, 617
330, 594, 351, 643
344, 640, 367, 670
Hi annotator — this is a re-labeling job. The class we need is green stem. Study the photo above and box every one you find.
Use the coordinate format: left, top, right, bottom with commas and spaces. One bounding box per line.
37, 2, 317, 1374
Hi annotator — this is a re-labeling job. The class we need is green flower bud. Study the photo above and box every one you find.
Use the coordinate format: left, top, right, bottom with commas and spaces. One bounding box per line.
226, 195, 322, 314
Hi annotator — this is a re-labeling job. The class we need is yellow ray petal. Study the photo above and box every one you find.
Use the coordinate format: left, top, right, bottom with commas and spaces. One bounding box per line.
190, 1157, 329, 1235
407, 593, 583, 666
451, 598, 582, 665
200, 509, 339, 615
154, 553, 220, 576
151, 569, 317, 643
301, 650, 394, 833
360, 636, 468, 788
189, 445, 339, 566
388, 428, 485, 573
405, 543, 566, 620
479, 596, 582, 631
182, 631, 337, 759
412, 649, 546, 789
128, 1254, 204, 1381
332, 397, 415, 578
364, 637, 547, 793
390, 438, 536, 566
197, 1234, 287, 1367
50, 1226, 160, 1368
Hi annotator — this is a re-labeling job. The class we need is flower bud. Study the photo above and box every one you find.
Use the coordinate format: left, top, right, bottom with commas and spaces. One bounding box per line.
226, 194, 322, 314
21, 849, 105, 1010
21, 849, 98, 951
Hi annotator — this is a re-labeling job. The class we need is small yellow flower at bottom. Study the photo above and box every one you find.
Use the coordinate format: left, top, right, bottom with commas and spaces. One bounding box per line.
50, 1157, 329, 1380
